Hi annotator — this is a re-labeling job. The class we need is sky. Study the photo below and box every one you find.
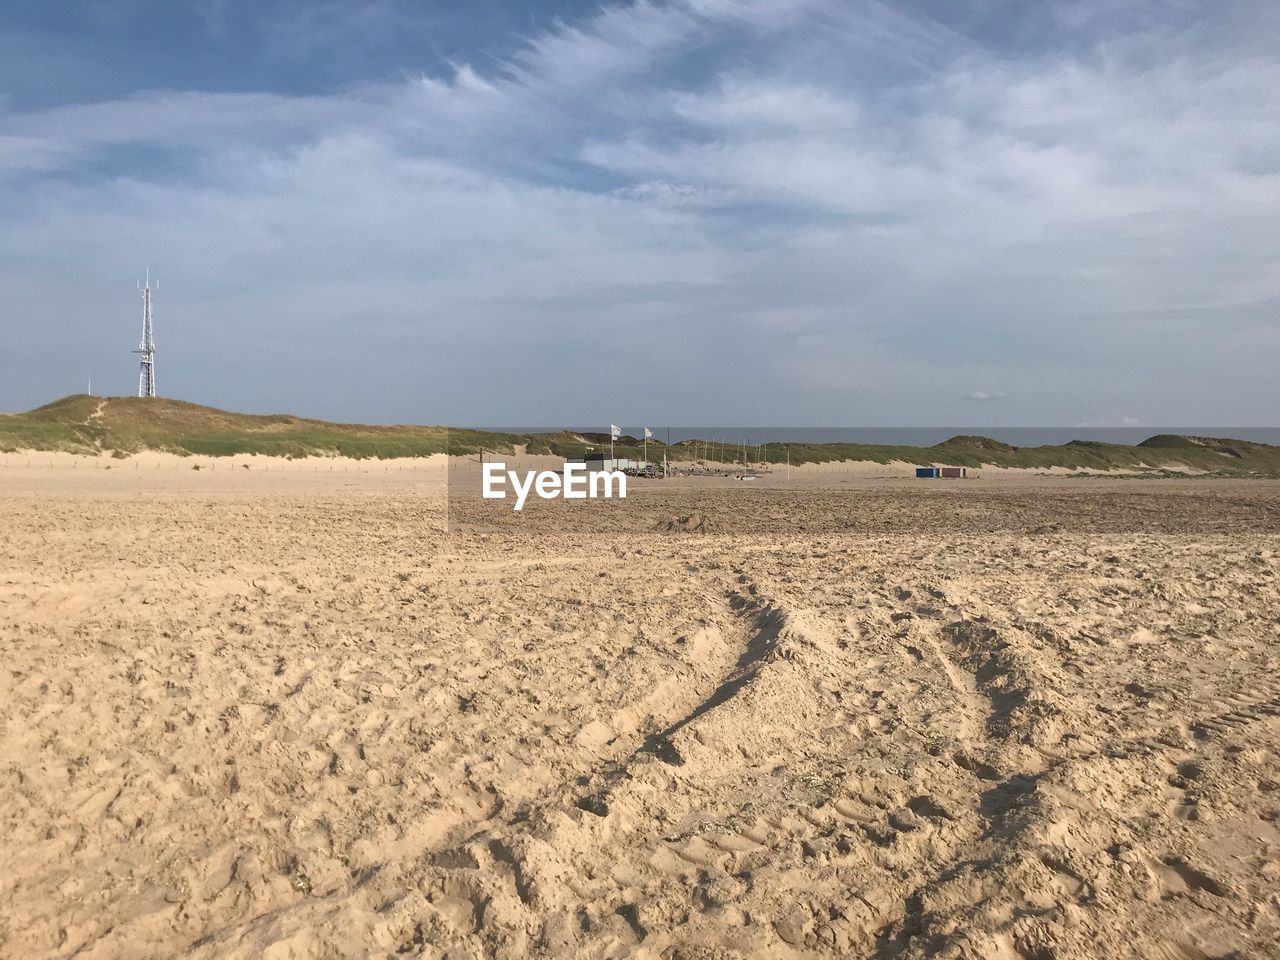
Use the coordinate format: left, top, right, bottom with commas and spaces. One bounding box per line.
1, 0, 1278, 426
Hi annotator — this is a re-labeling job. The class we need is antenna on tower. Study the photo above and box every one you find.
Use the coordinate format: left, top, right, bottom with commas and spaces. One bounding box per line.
133, 271, 157, 398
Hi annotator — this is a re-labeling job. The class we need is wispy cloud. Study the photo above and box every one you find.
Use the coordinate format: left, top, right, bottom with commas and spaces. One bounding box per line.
0, 0, 1277, 425
1075, 416, 1145, 428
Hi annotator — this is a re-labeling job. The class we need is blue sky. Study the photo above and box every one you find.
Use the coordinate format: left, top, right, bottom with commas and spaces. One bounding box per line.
2, 0, 1278, 426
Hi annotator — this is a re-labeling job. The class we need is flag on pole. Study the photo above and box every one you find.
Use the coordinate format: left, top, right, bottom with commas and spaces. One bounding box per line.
610, 424, 621, 439
643, 427, 653, 439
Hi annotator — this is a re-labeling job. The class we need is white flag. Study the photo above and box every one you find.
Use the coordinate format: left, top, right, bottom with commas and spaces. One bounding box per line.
610, 424, 621, 439
644, 427, 653, 439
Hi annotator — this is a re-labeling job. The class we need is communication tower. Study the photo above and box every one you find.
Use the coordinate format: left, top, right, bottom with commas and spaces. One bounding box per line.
134, 271, 156, 397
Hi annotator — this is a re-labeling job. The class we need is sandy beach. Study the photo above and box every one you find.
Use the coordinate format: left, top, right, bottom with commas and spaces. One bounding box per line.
2, 457, 1278, 958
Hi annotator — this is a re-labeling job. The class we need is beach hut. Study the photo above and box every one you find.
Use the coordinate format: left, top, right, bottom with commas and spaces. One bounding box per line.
915, 467, 939, 478
939, 466, 966, 479
581, 453, 642, 472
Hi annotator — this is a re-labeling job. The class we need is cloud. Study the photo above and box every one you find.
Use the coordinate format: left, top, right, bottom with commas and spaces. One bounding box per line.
0, 0, 1278, 425
1074, 417, 1145, 428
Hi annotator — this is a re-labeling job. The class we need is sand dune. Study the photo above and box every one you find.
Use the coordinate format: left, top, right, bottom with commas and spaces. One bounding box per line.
2, 462, 1278, 958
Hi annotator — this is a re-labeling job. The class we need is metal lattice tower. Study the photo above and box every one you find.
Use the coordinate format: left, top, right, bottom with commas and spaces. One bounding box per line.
134, 271, 157, 397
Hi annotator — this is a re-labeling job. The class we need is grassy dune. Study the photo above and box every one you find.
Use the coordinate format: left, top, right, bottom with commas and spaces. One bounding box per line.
0, 396, 527, 460
3, 395, 1279, 475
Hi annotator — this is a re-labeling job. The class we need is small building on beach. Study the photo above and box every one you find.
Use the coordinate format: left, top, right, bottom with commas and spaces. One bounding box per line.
565, 453, 645, 474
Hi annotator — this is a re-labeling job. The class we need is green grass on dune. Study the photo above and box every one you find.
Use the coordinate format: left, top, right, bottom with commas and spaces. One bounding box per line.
0, 395, 521, 459
2, 395, 1278, 475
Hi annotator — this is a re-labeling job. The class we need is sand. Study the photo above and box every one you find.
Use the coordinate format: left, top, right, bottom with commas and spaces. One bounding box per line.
2, 455, 1279, 959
